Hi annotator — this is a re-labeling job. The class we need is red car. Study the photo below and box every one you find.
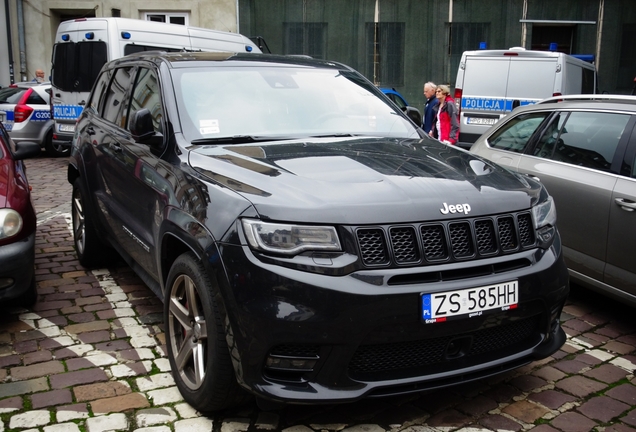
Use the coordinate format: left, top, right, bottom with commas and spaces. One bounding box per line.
0, 121, 41, 306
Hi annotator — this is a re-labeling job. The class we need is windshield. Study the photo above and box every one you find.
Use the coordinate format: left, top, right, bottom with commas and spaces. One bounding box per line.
0, 87, 26, 104
172, 66, 419, 143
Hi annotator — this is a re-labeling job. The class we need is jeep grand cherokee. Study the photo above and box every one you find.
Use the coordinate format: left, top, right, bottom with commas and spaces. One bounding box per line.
67, 52, 569, 412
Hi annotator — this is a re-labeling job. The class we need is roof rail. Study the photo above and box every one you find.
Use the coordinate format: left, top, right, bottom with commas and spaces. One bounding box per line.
537, 94, 636, 105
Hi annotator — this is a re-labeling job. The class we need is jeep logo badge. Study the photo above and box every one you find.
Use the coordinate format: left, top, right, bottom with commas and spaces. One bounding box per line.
440, 202, 471, 215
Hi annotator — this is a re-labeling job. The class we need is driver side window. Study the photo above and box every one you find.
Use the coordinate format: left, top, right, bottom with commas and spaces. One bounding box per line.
487, 112, 550, 153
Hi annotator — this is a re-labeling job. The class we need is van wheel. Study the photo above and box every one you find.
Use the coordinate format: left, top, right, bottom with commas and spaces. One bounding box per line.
45, 132, 69, 157
72, 179, 116, 268
164, 252, 249, 413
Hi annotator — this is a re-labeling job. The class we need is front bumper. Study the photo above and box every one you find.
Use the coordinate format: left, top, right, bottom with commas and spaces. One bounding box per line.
0, 233, 35, 302
217, 232, 569, 404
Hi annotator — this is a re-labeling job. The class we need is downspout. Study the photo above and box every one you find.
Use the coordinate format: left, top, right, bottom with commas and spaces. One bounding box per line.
521, 0, 528, 47
595, 0, 604, 72
373, 0, 379, 85
4, 0, 15, 84
446, 0, 453, 85
17, 0, 26, 81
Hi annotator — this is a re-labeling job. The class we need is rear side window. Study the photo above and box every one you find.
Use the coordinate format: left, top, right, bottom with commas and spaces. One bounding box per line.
0, 87, 26, 104
26, 91, 47, 105
129, 68, 164, 135
487, 112, 551, 153
52, 42, 107, 93
87, 70, 113, 116
539, 111, 630, 172
101, 67, 137, 125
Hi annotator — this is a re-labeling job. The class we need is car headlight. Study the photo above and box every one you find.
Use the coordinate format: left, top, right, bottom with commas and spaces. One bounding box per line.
242, 219, 341, 255
532, 195, 557, 229
0, 209, 23, 240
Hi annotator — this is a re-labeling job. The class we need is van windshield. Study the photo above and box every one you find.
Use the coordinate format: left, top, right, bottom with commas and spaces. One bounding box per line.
172, 66, 419, 142
52, 42, 107, 93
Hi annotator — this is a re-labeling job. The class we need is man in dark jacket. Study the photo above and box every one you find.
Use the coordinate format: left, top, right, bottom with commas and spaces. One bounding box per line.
422, 82, 438, 134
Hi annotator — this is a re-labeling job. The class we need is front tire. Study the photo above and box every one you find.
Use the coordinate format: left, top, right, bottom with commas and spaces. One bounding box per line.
164, 252, 249, 413
71, 179, 116, 268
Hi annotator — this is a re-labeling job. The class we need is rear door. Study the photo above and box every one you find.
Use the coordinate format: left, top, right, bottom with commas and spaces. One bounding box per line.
507, 57, 557, 105
605, 120, 636, 296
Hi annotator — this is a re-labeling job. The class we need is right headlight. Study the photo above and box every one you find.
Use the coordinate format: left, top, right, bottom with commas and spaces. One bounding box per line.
532, 195, 557, 229
242, 218, 341, 256
0, 209, 23, 240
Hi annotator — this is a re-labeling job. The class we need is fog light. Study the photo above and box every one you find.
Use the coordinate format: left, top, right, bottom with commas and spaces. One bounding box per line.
0, 278, 14, 289
265, 356, 317, 371
537, 225, 555, 243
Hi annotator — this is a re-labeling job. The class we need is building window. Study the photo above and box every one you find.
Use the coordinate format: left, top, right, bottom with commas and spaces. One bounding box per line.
283, 23, 327, 59
531, 25, 574, 53
365, 22, 405, 87
144, 12, 188, 26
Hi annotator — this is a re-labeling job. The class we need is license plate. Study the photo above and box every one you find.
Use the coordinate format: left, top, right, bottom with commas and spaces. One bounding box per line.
58, 124, 75, 133
467, 117, 497, 126
421, 281, 518, 323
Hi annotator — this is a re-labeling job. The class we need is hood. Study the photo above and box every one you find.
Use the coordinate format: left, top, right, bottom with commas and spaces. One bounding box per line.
188, 136, 541, 224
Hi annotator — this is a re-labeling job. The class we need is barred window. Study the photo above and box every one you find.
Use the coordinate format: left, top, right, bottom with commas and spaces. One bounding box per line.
284, 23, 327, 59
365, 22, 405, 87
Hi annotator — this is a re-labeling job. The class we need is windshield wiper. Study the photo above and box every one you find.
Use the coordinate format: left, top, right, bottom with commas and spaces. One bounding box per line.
191, 135, 295, 145
309, 133, 358, 138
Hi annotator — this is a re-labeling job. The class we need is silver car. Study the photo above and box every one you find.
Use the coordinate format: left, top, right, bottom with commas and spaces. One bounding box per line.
0, 82, 54, 156
470, 95, 636, 306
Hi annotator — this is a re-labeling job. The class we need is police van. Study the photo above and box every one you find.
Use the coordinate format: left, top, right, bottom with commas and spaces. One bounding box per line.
454, 48, 596, 145
49, 17, 261, 156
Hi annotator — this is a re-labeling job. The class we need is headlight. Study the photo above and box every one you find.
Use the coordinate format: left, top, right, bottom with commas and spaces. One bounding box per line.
242, 219, 341, 255
0, 209, 23, 240
532, 195, 557, 229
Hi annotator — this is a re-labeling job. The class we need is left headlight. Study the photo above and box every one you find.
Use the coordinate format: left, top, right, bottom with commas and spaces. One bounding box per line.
0, 209, 24, 240
532, 195, 557, 229
242, 219, 341, 255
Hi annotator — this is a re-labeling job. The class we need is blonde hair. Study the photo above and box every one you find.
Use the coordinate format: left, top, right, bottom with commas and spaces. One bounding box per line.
437, 84, 450, 95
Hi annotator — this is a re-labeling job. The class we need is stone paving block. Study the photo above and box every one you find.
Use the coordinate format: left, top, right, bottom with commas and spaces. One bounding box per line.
502, 400, 550, 423
77, 330, 112, 344
136, 372, 175, 391
606, 383, 636, 405
31, 388, 73, 408
22, 350, 52, 366
532, 366, 567, 382
91, 392, 151, 414
577, 395, 630, 422
53, 344, 95, 359
425, 409, 472, 427
50, 368, 109, 389
174, 418, 214, 432
586, 364, 629, 383
528, 389, 577, 410
136, 407, 178, 427
478, 414, 522, 431
110, 360, 153, 378
174, 402, 199, 419
456, 395, 498, 417
622, 409, 636, 427
65, 320, 110, 334
134, 427, 171, 432
554, 376, 607, 398
603, 341, 636, 355
120, 348, 155, 361
0, 355, 22, 368
74, 381, 132, 402
95, 340, 133, 352
44, 423, 82, 432
9, 410, 52, 429
147, 386, 184, 405
11, 360, 65, 381
85, 413, 129, 432
67, 312, 97, 323
0, 396, 23, 412
603, 424, 636, 432
550, 411, 598, 432
528, 425, 560, 432
66, 353, 118, 371
553, 359, 589, 374
14, 340, 38, 354
509, 374, 548, 392
56, 403, 90, 422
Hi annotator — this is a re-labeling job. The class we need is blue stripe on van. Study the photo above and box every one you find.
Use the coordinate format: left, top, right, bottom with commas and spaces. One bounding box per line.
461, 97, 537, 113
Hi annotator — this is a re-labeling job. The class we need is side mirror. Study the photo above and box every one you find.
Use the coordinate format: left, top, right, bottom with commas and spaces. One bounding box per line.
404, 106, 422, 126
12, 141, 41, 160
129, 108, 163, 145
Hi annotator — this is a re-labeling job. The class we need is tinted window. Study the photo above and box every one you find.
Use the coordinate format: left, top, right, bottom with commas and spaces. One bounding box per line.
543, 111, 630, 172
0, 87, 27, 104
129, 68, 163, 134
102, 67, 136, 125
87, 70, 113, 116
124, 44, 181, 56
52, 42, 107, 92
488, 112, 551, 153
26, 91, 47, 105
533, 112, 568, 158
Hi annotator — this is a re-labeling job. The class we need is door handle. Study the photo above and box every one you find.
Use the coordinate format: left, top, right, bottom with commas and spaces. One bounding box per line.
614, 198, 636, 212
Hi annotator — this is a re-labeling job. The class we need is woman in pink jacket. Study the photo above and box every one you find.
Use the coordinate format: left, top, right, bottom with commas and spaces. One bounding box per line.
430, 84, 460, 145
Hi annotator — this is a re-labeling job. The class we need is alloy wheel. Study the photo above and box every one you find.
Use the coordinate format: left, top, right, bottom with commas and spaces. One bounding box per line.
72, 189, 86, 256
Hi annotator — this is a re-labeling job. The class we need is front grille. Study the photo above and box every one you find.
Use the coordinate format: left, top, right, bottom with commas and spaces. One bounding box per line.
349, 315, 541, 377
355, 212, 535, 267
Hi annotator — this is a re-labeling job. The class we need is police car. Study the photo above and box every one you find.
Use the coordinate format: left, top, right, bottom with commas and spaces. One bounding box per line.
0, 82, 52, 156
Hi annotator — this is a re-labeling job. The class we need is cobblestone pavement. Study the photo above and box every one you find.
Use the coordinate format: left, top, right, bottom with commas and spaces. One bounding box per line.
0, 153, 634, 432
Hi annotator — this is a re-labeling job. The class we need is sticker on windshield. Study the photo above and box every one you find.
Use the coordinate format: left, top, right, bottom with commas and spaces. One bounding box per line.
200, 119, 219, 134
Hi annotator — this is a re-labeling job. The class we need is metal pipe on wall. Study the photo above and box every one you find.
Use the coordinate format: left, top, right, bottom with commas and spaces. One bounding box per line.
596, 0, 604, 71
16, 0, 26, 81
4, 0, 15, 84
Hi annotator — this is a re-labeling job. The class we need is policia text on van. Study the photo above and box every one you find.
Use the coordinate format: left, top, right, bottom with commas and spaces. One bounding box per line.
454, 48, 596, 145
48, 17, 260, 157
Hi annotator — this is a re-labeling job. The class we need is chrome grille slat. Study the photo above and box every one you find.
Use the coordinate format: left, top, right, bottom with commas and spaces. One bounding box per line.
355, 212, 535, 267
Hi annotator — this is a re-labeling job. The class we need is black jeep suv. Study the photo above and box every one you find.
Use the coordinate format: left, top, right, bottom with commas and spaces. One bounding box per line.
68, 51, 569, 412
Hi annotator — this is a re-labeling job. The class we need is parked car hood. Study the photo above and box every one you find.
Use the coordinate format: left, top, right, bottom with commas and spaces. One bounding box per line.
189, 136, 541, 224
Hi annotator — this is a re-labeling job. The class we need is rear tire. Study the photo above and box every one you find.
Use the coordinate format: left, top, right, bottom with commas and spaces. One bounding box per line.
71, 179, 116, 268
164, 252, 250, 413
44, 131, 69, 157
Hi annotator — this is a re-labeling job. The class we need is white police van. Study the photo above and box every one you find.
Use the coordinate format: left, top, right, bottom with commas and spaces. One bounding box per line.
49, 17, 261, 156
454, 48, 596, 145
